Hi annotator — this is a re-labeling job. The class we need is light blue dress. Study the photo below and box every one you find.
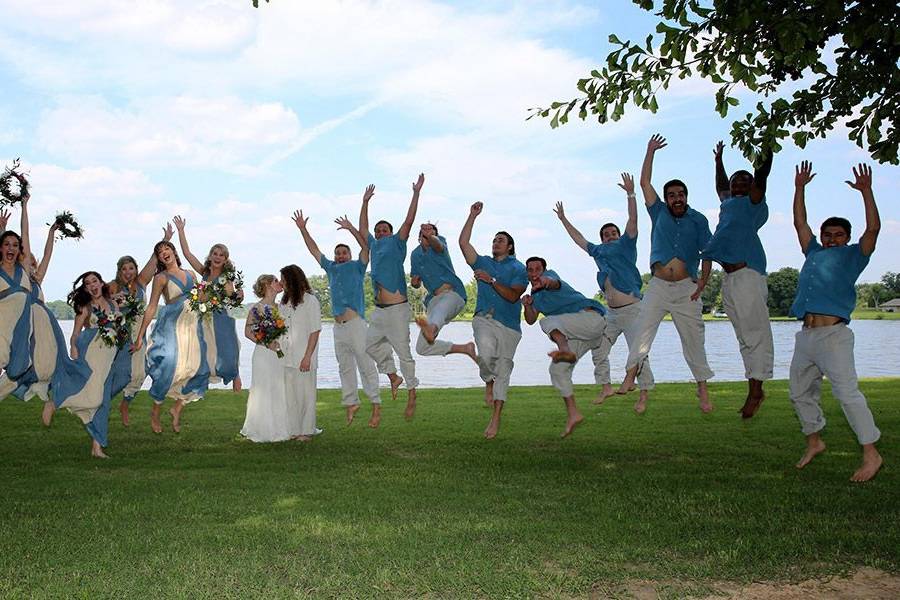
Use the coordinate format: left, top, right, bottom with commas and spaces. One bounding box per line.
110, 283, 148, 402
146, 272, 210, 404
201, 273, 240, 386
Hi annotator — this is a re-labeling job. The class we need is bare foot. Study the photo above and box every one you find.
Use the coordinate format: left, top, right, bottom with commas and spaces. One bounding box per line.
796, 436, 826, 469
633, 394, 647, 415
404, 389, 417, 421
368, 406, 382, 428
593, 384, 615, 405
484, 416, 500, 439
150, 406, 162, 434
388, 373, 403, 401
292, 435, 312, 442
91, 441, 109, 459
415, 316, 437, 344
119, 400, 130, 427
851, 446, 883, 482
484, 381, 494, 407
232, 376, 243, 393
42, 401, 55, 427
457, 342, 478, 364
346, 404, 361, 425
740, 392, 765, 419
169, 407, 181, 433
697, 385, 713, 413
548, 350, 576, 363
561, 413, 584, 438
617, 369, 637, 395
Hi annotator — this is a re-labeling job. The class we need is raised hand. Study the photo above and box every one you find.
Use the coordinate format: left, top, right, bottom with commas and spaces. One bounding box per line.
49, 221, 59, 234
173, 215, 186, 231
713, 140, 724, 161
470, 201, 483, 218
845, 163, 873, 192
553, 201, 566, 220
292, 210, 309, 230
794, 161, 816, 187
412, 173, 425, 194
16, 174, 29, 203
162, 222, 174, 241
647, 134, 667, 152
618, 172, 635, 194
334, 215, 354, 231
362, 184, 375, 203
0, 208, 9, 230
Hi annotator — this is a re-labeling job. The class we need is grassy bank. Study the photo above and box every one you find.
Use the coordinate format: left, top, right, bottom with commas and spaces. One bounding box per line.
1, 380, 898, 597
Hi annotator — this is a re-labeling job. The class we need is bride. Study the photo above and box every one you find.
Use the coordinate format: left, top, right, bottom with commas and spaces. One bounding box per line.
240, 274, 292, 442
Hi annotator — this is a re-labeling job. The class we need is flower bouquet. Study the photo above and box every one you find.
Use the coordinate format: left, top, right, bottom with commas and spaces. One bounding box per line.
210, 267, 245, 310
0, 158, 29, 206
118, 293, 145, 336
94, 308, 130, 349
249, 304, 288, 357
187, 279, 216, 319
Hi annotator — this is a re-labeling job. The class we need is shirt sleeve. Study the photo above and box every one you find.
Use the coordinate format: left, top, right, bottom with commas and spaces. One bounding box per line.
319, 255, 332, 272
306, 295, 322, 333
696, 213, 712, 249
410, 252, 422, 278
471, 254, 488, 272
586, 241, 603, 259
511, 262, 528, 288
804, 236, 822, 257
646, 196, 663, 220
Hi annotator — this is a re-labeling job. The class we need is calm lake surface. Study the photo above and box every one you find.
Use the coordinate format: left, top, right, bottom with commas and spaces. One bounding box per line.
60, 319, 900, 389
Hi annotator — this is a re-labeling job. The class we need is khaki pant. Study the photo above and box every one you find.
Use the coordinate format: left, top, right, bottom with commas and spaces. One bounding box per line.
789, 323, 880, 445
334, 317, 380, 406
366, 302, 419, 389
415, 291, 466, 357
540, 311, 607, 398
591, 302, 655, 390
473, 315, 521, 402
625, 277, 714, 382
722, 268, 774, 381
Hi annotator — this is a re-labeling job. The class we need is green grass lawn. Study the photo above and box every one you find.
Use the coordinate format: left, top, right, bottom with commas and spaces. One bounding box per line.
2, 380, 898, 598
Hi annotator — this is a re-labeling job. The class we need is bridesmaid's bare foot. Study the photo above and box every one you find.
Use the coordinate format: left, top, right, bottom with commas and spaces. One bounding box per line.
232, 377, 243, 393
119, 400, 130, 427
91, 440, 109, 459
42, 401, 55, 427
169, 404, 183, 434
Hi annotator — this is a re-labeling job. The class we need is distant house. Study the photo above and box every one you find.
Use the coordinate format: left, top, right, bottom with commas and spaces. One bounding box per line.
878, 298, 900, 313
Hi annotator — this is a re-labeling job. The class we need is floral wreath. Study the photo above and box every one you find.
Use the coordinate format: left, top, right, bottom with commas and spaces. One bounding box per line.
0, 159, 29, 206
49, 211, 84, 241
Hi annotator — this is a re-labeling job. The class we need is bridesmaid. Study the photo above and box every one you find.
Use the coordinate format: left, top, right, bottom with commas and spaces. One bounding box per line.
279, 264, 322, 441
173, 216, 242, 391
0, 192, 35, 396
108, 233, 171, 426
132, 236, 210, 434
45, 272, 127, 458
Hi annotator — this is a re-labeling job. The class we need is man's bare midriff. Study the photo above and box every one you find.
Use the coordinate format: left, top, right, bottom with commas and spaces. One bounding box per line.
651, 258, 691, 282
376, 285, 406, 306
431, 282, 453, 297
721, 261, 747, 274
803, 313, 843, 328
335, 308, 359, 323
604, 276, 640, 309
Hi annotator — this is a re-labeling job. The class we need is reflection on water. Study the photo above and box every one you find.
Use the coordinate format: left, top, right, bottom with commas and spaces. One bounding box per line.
59, 319, 900, 389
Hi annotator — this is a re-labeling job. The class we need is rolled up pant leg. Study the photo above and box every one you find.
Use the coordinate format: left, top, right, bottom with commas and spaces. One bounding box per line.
366, 306, 397, 376
545, 312, 606, 398
625, 278, 669, 372
592, 306, 625, 385
383, 303, 419, 389
473, 315, 520, 402
416, 291, 465, 357
350, 318, 381, 404
723, 268, 774, 381
618, 302, 655, 390
473, 316, 498, 384
333, 321, 361, 406
668, 279, 714, 382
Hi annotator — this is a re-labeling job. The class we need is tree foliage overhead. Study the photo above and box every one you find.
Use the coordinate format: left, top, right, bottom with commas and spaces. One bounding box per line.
533, 0, 900, 164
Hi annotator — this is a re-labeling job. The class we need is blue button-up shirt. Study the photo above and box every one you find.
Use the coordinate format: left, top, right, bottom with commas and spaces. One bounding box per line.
531, 269, 606, 317
789, 237, 870, 323
410, 236, 467, 307
586, 232, 643, 299
367, 233, 407, 296
472, 254, 527, 332
647, 197, 712, 279
702, 195, 768, 274
319, 256, 367, 318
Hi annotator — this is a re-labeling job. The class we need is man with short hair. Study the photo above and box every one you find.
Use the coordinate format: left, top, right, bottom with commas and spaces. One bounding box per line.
555, 172, 654, 413
357, 176, 422, 420
702, 141, 774, 418
293, 209, 382, 428
410, 222, 478, 363
789, 161, 882, 483
522, 257, 607, 437
619, 134, 715, 413
459, 202, 527, 439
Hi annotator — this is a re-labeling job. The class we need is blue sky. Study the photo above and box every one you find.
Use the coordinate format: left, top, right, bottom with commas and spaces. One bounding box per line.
1, 0, 897, 300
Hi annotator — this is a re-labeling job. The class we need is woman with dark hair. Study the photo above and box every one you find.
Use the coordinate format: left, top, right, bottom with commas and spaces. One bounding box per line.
108, 232, 171, 426
43, 271, 126, 458
280, 264, 321, 440
132, 234, 211, 434
172, 216, 242, 392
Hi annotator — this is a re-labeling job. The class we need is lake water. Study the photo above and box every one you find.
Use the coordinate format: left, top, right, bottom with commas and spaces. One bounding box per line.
59, 319, 900, 389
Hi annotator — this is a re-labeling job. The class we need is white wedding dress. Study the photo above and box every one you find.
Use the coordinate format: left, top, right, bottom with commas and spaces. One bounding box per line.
240, 302, 292, 442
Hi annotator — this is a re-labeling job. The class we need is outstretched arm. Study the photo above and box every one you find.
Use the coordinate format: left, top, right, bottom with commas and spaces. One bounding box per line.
19, 187, 31, 265
522, 294, 538, 325
421, 226, 444, 253
335, 215, 369, 263
459, 202, 482, 266
293, 210, 323, 264
620, 172, 638, 237
172, 216, 205, 273
358, 184, 375, 238
138, 224, 174, 286
793, 161, 815, 254
398, 173, 424, 241
691, 259, 712, 302
846, 164, 879, 256
132, 274, 165, 352
640, 134, 666, 207
553, 202, 588, 251
34, 223, 58, 284
70, 306, 89, 360
714, 141, 729, 201
749, 149, 773, 204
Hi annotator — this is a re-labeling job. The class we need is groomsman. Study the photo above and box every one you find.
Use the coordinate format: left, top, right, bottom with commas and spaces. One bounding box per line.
619, 134, 715, 412
410, 223, 478, 362
522, 258, 606, 437
293, 209, 382, 428
702, 141, 774, 418
555, 172, 655, 414
459, 202, 527, 439
356, 176, 422, 420
789, 161, 882, 483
